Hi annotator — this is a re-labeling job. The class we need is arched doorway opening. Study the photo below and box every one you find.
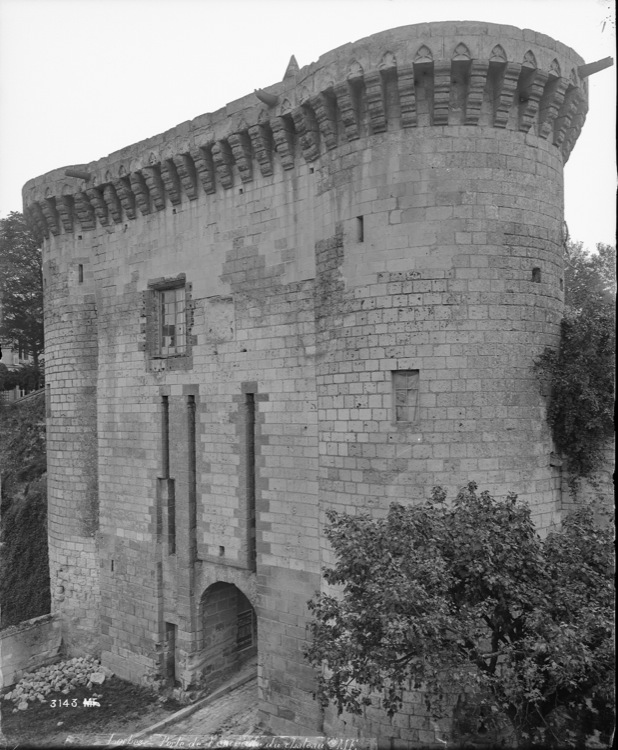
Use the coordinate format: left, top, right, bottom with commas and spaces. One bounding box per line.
199, 582, 257, 688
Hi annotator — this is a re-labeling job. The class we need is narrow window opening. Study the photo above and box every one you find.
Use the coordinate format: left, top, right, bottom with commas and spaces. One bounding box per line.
532, 267, 541, 283
164, 622, 178, 687
393, 370, 420, 423
560, 278, 564, 290
219, 545, 225, 557
161, 395, 174, 552
168, 485, 176, 554
187, 395, 197, 562
110, 560, 114, 572
356, 216, 364, 242
161, 396, 170, 478
78, 264, 84, 283
245, 393, 257, 571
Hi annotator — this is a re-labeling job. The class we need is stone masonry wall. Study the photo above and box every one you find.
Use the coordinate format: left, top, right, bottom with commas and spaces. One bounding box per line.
41, 158, 325, 729
26, 21, 592, 743
314, 126, 565, 528
0, 614, 61, 688
42, 245, 100, 656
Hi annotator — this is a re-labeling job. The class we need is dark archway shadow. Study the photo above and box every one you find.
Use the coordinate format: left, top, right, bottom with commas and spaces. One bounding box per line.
197, 581, 257, 690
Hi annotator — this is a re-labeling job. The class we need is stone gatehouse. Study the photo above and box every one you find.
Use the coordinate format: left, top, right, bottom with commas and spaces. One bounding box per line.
23, 20, 592, 742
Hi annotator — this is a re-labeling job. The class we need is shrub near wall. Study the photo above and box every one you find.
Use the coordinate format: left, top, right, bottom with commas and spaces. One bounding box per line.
0, 393, 50, 627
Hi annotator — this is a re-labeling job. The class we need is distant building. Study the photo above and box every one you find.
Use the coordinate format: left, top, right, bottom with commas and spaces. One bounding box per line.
23, 20, 599, 742
0, 297, 33, 402
0, 345, 32, 401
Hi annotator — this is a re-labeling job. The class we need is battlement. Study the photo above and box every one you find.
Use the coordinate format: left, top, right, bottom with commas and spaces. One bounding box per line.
23, 21, 588, 242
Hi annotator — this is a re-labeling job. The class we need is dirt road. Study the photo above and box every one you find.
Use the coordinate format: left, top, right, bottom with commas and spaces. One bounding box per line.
139, 676, 260, 742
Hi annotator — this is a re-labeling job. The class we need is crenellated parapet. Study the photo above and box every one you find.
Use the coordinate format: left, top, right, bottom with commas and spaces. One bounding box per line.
23, 21, 592, 241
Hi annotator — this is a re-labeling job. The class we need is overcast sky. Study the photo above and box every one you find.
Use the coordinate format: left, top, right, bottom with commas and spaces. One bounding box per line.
0, 0, 615, 249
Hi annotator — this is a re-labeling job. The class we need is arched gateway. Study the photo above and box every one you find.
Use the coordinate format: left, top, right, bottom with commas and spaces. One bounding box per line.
197, 582, 257, 688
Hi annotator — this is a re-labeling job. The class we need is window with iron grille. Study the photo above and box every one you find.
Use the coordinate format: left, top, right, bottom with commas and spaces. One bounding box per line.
141, 274, 194, 370
159, 286, 187, 356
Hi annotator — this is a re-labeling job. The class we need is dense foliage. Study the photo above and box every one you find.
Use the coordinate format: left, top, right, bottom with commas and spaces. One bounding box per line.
534, 243, 615, 479
563, 242, 616, 312
0, 394, 50, 627
0, 212, 44, 367
306, 483, 615, 747
0, 361, 44, 394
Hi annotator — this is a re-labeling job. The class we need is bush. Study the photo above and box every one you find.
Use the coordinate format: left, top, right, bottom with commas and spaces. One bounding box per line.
0, 362, 44, 393
534, 303, 614, 480
306, 483, 615, 748
535, 242, 616, 482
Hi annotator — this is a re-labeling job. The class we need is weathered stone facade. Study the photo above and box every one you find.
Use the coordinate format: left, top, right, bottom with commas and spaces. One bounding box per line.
24, 21, 593, 742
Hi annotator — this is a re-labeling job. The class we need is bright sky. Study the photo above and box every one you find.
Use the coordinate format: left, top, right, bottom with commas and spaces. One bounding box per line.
0, 0, 615, 249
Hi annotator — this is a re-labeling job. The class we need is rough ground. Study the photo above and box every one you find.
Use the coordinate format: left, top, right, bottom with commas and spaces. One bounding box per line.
0, 675, 183, 748
138, 676, 260, 744
0, 661, 260, 748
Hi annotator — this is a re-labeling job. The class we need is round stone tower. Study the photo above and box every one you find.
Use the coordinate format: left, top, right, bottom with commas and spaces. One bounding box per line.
35, 207, 100, 655
308, 22, 589, 531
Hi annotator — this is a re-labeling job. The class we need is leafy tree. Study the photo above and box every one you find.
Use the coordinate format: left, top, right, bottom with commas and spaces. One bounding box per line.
563, 241, 616, 312
0, 394, 50, 627
0, 212, 44, 367
305, 483, 615, 748
534, 243, 615, 480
